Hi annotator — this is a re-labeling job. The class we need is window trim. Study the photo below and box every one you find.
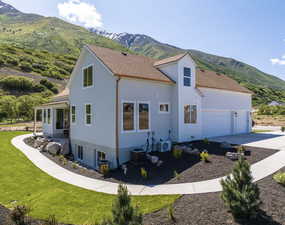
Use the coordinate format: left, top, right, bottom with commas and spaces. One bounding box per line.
71, 105, 76, 125
184, 104, 197, 124
121, 100, 136, 134
183, 67, 191, 87
84, 103, 92, 126
137, 101, 151, 132
82, 64, 94, 89
158, 102, 170, 114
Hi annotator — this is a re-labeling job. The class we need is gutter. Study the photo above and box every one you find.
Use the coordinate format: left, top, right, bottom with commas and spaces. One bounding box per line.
115, 77, 121, 168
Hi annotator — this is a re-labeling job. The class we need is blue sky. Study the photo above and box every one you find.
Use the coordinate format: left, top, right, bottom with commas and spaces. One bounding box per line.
5, 0, 285, 80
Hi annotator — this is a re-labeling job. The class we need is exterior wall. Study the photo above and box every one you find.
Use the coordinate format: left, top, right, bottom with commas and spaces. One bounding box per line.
200, 87, 252, 137
69, 48, 117, 168
177, 55, 202, 142
118, 78, 173, 163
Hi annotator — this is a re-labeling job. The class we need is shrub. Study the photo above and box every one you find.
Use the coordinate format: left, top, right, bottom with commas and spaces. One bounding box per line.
140, 167, 147, 179
71, 162, 79, 169
20, 62, 33, 72
237, 146, 245, 154
110, 184, 142, 225
200, 151, 210, 162
172, 148, 183, 159
203, 138, 209, 145
281, 127, 285, 132
273, 172, 285, 185
221, 157, 261, 219
10, 205, 30, 225
168, 204, 176, 222
173, 170, 181, 180
44, 215, 59, 225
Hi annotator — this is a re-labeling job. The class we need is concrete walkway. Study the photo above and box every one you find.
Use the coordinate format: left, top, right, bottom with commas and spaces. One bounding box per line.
11, 133, 285, 196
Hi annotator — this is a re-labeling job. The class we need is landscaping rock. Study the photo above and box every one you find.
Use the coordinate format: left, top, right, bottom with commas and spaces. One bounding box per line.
226, 152, 244, 160
184, 147, 200, 155
46, 142, 62, 155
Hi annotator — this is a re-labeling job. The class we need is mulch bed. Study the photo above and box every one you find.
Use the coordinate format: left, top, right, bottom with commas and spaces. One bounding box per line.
25, 137, 278, 185
143, 168, 285, 225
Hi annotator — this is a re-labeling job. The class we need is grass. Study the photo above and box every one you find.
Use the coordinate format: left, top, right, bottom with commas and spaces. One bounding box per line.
0, 131, 179, 224
252, 130, 273, 133
253, 114, 285, 126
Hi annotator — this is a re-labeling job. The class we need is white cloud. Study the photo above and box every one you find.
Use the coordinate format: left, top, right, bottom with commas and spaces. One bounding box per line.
57, 0, 103, 28
270, 57, 285, 65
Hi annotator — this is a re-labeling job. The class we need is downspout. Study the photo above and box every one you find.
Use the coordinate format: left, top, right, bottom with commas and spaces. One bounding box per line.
115, 77, 121, 168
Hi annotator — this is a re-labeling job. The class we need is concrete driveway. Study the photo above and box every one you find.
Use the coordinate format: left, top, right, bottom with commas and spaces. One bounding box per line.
210, 131, 285, 150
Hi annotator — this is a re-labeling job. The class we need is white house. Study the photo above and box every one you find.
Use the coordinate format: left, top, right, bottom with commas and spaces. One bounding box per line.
37, 45, 252, 169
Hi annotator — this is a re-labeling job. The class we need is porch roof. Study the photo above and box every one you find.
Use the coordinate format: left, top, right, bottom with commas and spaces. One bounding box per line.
35, 100, 69, 109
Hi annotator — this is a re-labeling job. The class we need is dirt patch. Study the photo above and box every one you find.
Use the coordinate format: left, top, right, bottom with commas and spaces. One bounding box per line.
143, 168, 285, 225
25, 137, 277, 185
253, 114, 285, 127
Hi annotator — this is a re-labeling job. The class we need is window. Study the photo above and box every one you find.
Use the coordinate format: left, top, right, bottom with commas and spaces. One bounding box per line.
77, 145, 83, 160
184, 105, 197, 124
97, 151, 106, 161
47, 109, 51, 124
56, 109, 64, 129
85, 104, 92, 125
138, 102, 150, 131
183, 67, 191, 87
83, 65, 93, 87
43, 109, 47, 123
159, 103, 170, 113
71, 105, 76, 123
122, 102, 135, 131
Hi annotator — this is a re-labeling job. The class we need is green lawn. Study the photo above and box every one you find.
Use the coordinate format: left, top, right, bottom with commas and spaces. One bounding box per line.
252, 130, 273, 133
0, 132, 179, 224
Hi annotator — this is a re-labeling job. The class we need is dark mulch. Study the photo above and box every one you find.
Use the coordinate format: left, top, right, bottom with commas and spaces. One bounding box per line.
25, 137, 277, 185
143, 168, 285, 225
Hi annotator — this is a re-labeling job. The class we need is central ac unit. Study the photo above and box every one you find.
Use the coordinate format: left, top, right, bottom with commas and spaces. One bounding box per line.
158, 140, 172, 152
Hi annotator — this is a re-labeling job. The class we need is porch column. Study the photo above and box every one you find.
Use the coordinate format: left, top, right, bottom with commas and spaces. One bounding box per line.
33, 108, 37, 134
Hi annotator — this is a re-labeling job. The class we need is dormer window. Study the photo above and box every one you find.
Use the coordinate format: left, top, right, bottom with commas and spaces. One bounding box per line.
183, 67, 191, 87
83, 65, 93, 87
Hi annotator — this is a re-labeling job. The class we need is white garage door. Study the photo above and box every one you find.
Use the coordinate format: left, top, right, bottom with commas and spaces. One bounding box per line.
202, 110, 232, 138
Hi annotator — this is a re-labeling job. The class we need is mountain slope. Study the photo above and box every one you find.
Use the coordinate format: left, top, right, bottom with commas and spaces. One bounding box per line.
91, 29, 285, 91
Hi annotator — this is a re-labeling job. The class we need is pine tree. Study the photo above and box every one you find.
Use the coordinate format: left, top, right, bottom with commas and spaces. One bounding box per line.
221, 156, 261, 219
109, 184, 142, 225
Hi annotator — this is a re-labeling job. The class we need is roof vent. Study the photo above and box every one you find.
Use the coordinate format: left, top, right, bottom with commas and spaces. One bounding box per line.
121, 52, 128, 56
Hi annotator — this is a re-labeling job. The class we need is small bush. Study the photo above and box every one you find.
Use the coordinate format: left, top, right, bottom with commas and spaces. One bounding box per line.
44, 215, 59, 225
172, 148, 183, 159
237, 146, 245, 154
173, 170, 181, 180
140, 167, 148, 179
71, 162, 79, 169
273, 172, 285, 185
20, 62, 33, 72
203, 138, 209, 145
281, 127, 285, 132
10, 205, 30, 225
200, 151, 210, 162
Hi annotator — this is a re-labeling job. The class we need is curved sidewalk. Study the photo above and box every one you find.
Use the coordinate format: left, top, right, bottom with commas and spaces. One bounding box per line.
12, 133, 285, 196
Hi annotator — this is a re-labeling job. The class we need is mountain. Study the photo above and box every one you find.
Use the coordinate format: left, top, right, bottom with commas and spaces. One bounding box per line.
0, 1, 285, 105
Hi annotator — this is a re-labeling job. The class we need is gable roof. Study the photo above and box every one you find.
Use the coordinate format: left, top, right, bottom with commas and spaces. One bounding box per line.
196, 70, 253, 94
87, 45, 174, 84
153, 53, 187, 66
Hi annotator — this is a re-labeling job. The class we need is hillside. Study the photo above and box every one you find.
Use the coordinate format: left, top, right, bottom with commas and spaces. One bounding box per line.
0, 0, 285, 105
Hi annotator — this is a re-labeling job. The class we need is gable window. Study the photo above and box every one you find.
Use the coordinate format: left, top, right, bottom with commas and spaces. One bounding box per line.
47, 109, 51, 124
85, 104, 92, 125
71, 105, 76, 123
138, 102, 150, 131
184, 105, 197, 124
122, 102, 135, 132
159, 103, 170, 113
43, 109, 47, 123
83, 65, 93, 87
77, 145, 83, 160
183, 67, 191, 87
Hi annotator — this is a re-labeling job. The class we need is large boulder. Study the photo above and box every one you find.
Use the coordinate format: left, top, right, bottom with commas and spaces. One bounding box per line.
46, 142, 62, 155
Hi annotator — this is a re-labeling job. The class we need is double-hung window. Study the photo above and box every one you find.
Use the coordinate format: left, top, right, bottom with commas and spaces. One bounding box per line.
85, 104, 92, 125
47, 109, 51, 124
43, 109, 47, 123
159, 103, 170, 113
122, 102, 135, 132
184, 105, 197, 124
183, 67, 191, 87
71, 105, 76, 124
83, 65, 93, 87
138, 102, 150, 131
97, 151, 106, 161
77, 145, 83, 160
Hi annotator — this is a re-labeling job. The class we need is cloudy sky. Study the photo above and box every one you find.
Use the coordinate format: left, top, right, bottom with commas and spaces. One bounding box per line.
5, 0, 285, 80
